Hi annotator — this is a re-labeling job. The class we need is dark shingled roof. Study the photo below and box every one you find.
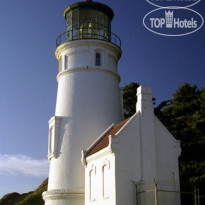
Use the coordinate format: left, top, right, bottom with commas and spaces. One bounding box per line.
86, 117, 131, 157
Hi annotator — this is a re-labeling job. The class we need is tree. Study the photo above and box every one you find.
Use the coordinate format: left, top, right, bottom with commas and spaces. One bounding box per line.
155, 83, 205, 185
123, 82, 140, 118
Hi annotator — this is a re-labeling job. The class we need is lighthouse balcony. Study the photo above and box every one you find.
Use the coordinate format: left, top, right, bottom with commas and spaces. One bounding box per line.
56, 26, 121, 48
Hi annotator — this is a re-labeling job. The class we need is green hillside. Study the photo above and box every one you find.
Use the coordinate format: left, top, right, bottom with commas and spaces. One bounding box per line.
0, 178, 48, 205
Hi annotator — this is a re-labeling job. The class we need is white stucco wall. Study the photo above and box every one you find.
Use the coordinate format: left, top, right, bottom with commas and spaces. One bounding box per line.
115, 86, 181, 205
114, 114, 141, 205
55, 40, 120, 73
154, 117, 181, 205
85, 149, 116, 205
44, 39, 122, 205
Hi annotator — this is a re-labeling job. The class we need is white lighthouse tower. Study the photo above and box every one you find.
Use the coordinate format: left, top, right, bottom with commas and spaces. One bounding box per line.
43, 1, 122, 204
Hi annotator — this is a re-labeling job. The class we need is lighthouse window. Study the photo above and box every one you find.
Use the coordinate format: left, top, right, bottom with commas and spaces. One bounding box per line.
65, 55, 69, 70
95, 52, 101, 66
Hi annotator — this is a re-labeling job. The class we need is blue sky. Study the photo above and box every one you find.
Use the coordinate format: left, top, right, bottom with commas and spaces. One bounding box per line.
0, 0, 204, 198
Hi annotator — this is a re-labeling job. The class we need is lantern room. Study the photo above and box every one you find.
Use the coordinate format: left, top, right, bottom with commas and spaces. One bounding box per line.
56, 0, 121, 48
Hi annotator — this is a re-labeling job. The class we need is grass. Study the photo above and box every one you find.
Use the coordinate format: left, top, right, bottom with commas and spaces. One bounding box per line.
0, 178, 48, 205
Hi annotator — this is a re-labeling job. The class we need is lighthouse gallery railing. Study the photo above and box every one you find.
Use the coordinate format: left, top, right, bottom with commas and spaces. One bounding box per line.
56, 27, 121, 48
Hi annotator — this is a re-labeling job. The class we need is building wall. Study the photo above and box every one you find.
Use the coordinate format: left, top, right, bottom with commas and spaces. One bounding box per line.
108, 86, 181, 205
48, 40, 122, 189
114, 114, 141, 205
114, 86, 181, 205
113, 114, 181, 205
44, 40, 122, 205
154, 116, 181, 205
56, 40, 120, 74
85, 149, 116, 205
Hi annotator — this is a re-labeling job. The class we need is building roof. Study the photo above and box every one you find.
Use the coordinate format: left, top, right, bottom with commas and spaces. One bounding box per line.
64, 1, 114, 21
86, 117, 131, 157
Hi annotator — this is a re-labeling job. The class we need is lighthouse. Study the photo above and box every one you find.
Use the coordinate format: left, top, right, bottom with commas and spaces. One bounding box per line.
43, 1, 122, 205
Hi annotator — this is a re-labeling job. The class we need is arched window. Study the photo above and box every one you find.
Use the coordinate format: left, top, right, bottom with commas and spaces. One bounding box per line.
89, 165, 96, 201
102, 160, 110, 199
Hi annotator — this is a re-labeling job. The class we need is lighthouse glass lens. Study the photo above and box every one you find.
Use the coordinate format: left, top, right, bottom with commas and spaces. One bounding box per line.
72, 9, 79, 29
65, 7, 111, 41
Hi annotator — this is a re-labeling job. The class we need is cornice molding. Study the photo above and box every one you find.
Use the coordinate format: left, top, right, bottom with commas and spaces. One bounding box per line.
55, 39, 121, 60
43, 189, 84, 201
57, 67, 121, 82
86, 146, 113, 163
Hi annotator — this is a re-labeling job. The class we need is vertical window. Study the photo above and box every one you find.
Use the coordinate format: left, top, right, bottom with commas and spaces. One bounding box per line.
89, 167, 96, 201
95, 52, 101, 66
102, 160, 110, 199
59, 56, 68, 72
102, 165, 109, 198
65, 55, 68, 70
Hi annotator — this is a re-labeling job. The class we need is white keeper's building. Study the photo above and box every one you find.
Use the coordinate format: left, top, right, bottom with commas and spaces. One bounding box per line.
42, 1, 181, 205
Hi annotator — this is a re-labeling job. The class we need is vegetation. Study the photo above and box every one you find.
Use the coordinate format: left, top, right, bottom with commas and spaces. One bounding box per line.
123, 82, 140, 118
0, 178, 48, 205
0, 192, 31, 205
155, 83, 205, 185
